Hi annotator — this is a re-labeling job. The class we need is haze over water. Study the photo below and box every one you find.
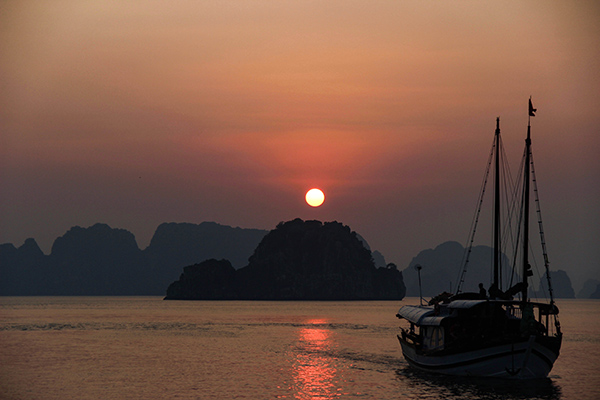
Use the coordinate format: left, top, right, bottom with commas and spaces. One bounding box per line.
1, 1, 599, 290
1, 297, 599, 399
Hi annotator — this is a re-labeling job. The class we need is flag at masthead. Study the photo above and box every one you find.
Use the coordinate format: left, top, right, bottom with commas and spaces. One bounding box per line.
529, 98, 537, 117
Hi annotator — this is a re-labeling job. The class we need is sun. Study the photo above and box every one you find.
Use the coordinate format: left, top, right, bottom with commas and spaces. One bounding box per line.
305, 188, 325, 207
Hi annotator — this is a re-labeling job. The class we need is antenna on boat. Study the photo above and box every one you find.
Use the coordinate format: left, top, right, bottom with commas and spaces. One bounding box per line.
415, 264, 424, 305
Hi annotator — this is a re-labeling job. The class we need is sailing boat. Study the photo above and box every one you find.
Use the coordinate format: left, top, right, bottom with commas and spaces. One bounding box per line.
396, 99, 562, 379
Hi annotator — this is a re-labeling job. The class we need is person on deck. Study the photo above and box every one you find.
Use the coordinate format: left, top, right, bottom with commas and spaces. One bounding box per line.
479, 283, 487, 299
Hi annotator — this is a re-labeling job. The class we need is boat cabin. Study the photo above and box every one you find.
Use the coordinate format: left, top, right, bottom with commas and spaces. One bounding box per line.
396, 299, 559, 354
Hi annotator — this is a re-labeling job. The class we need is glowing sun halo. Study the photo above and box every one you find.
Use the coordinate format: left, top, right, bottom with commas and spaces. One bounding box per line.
305, 188, 325, 207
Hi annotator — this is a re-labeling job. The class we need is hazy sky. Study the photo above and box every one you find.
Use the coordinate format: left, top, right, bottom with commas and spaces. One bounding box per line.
1, 1, 599, 290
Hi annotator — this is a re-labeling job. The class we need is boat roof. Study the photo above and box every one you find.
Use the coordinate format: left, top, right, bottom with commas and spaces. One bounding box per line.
397, 300, 489, 321
396, 305, 445, 326
397, 299, 558, 325
397, 305, 433, 322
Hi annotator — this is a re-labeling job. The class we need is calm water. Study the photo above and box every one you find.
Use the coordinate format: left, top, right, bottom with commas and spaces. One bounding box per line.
1, 297, 598, 399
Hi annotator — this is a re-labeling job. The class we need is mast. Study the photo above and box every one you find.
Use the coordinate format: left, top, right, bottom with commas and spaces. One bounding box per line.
493, 117, 501, 289
522, 98, 535, 303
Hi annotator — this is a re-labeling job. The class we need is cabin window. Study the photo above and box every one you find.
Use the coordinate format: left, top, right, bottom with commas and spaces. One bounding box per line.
421, 326, 444, 351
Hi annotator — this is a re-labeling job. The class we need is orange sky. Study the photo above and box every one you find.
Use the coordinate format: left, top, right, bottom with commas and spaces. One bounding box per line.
1, 1, 599, 289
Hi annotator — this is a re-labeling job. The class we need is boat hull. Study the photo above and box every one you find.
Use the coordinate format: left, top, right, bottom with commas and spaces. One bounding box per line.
398, 334, 560, 379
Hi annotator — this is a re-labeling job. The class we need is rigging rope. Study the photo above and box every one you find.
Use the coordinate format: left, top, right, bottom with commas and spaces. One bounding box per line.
530, 152, 555, 305
455, 138, 495, 295
499, 139, 520, 290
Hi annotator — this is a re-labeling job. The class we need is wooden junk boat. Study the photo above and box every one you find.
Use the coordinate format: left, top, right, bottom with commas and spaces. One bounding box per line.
396, 100, 562, 379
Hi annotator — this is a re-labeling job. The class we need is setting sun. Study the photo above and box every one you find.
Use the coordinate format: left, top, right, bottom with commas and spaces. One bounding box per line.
305, 188, 325, 207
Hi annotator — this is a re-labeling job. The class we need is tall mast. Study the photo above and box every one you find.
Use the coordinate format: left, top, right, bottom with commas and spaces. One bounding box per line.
522, 98, 535, 303
493, 117, 501, 289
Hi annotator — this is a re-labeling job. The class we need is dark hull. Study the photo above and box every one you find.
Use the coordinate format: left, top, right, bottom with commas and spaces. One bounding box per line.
398, 333, 561, 379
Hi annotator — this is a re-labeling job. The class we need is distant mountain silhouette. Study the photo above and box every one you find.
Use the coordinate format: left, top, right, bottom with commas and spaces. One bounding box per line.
0, 222, 267, 295
590, 284, 600, 299
3, 222, 574, 299
371, 250, 387, 268
537, 270, 575, 299
143, 222, 268, 293
578, 279, 600, 299
402, 241, 576, 299
0, 238, 47, 295
50, 224, 147, 295
402, 241, 512, 298
165, 219, 406, 300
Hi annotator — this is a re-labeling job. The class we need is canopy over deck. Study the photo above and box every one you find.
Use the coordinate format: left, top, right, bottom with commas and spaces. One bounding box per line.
396, 305, 445, 326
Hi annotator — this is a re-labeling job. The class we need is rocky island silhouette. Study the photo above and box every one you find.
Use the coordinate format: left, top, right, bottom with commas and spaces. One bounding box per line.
165, 218, 406, 300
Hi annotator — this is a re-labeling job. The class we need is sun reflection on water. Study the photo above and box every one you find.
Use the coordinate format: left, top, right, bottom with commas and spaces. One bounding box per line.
293, 319, 340, 400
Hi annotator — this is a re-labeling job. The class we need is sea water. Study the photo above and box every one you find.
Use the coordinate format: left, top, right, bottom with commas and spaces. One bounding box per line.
1, 297, 598, 399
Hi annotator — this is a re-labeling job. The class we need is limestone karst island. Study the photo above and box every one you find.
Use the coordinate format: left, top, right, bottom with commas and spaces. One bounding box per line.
165, 218, 406, 300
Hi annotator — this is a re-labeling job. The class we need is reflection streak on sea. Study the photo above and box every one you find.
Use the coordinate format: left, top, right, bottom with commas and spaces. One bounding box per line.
292, 319, 341, 400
